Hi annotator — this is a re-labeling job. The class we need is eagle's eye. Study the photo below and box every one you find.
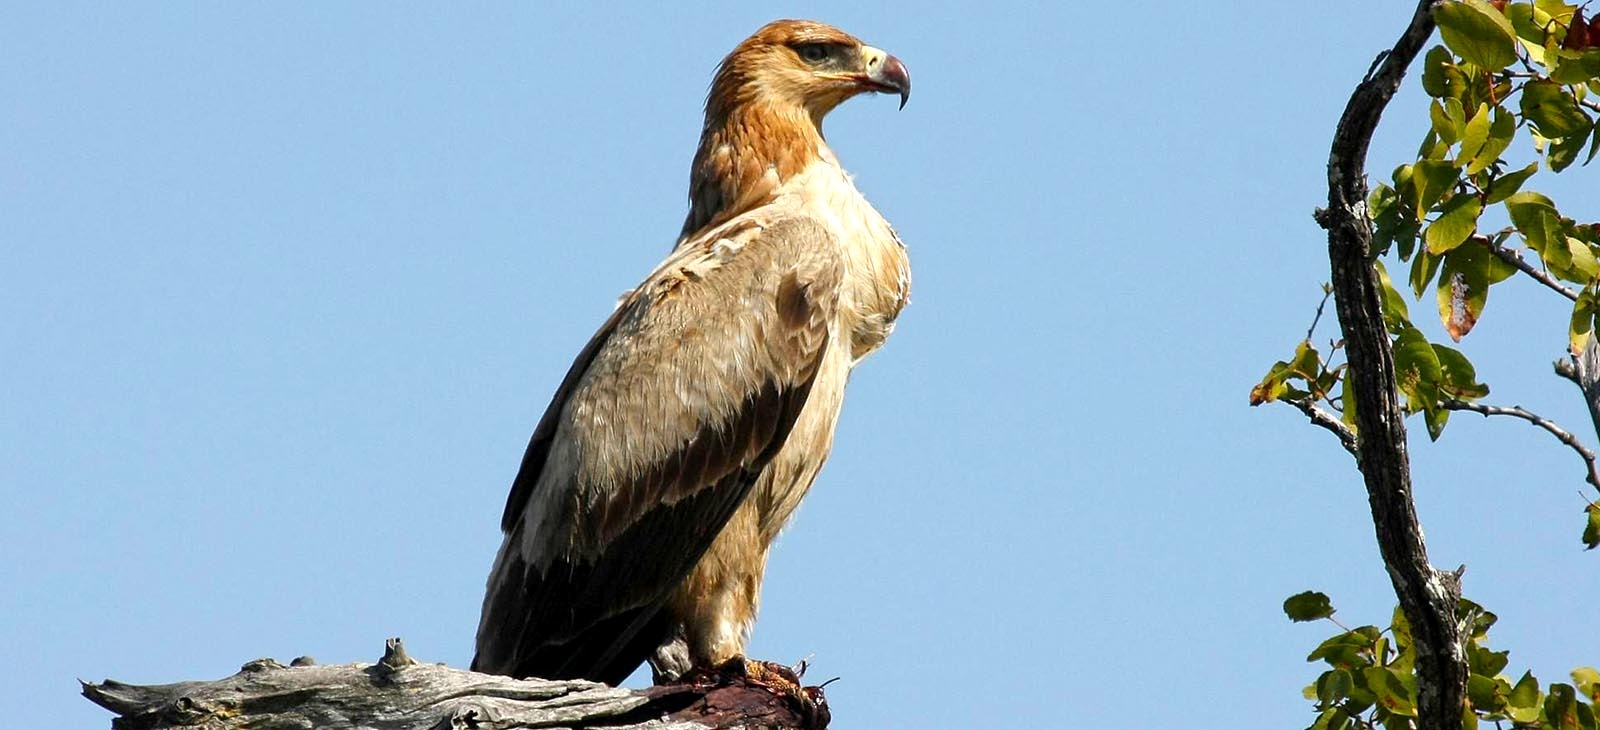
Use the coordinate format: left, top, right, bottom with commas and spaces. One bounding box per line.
794, 43, 831, 64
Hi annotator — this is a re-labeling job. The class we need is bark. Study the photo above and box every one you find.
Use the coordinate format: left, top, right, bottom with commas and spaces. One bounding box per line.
82, 639, 827, 730
1315, 2, 1468, 729
1556, 338, 1600, 478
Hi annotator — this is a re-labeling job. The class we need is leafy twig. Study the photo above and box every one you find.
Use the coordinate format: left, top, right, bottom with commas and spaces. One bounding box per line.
1478, 235, 1579, 301
1440, 399, 1600, 490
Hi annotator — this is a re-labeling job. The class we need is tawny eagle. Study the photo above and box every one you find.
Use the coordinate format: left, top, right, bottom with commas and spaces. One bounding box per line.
472, 19, 911, 685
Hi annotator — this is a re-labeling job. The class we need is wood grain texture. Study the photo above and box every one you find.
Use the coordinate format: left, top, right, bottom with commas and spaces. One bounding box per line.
84, 640, 824, 730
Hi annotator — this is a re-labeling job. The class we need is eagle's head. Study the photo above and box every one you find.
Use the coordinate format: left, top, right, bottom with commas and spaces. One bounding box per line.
682, 20, 909, 240
706, 19, 911, 127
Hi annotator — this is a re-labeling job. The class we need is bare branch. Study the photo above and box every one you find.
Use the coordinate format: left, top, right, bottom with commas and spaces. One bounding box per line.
1319, 3, 1467, 729
1306, 286, 1335, 342
1480, 235, 1579, 302
82, 640, 828, 730
1441, 399, 1600, 490
1290, 399, 1359, 457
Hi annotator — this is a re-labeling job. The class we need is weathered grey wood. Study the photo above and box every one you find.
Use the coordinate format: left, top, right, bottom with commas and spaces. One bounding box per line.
83, 639, 823, 730
1314, 3, 1468, 730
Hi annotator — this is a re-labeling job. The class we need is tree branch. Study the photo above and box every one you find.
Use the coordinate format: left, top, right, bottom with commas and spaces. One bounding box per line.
82, 639, 829, 730
1290, 399, 1359, 458
1441, 399, 1600, 490
1554, 339, 1600, 497
1480, 234, 1579, 302
1318, 2, 1467, 729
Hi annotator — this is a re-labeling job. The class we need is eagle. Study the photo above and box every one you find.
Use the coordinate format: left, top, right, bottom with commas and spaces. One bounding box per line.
472, 19, 912, 686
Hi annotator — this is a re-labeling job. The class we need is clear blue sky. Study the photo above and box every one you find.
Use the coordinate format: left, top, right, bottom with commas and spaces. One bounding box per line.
5, 3, 1598, 728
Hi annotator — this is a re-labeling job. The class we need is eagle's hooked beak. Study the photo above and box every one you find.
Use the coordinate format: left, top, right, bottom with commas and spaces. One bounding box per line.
859, 45, 911, 109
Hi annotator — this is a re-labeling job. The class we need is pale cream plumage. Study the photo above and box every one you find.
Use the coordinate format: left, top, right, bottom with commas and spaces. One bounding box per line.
473, 19, 910, 685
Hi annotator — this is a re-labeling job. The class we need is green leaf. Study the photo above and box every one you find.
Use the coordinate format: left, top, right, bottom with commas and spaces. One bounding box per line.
1437, 241, 1492, 340
1548, 683, 1580, 730
1431, 100, 1462, 145
1341, 365, 1359, 428
1365, 665, 1417, 717
1461, 597, 1499, 637
1468, 106, 1516, 174
1307, 626, 1382, 667
1552, 127, 1590, 171
1548, 235, 1583, 282
1425, 193, 1483, 254
1372, 184, 1420, 259
1422, 45, 1454, 98
1522, 79, 1594, 138
1573, 667, 1600, 701
1484, 161, 1539, 204
1458, 102, 1491, 167
1507, 1, 1540, 42
1584, 503, 1600, 550
1377, 260, 1413, 333
1434, 343, 1490, 398
1310, 707, 1351, 730
1469, 673, 1507, 712
1411, 249, 1444, 299
1505, 190, 1559, 221
1252, 358, 1293, 405
1285, 591, 1336, 622
1421, 127, 1452, 161
1396, 323, 1451, 438
1577, 701, 1596, 730
1413, 160, 1461, 219
1568, 237, 1600, 281
1506, 192, 1570, 275
1570, 292, 1596, 355
1509, 671, 1543, 724
1487, 236, 1518, 283
1469, 644, 1511, 677
1317, 668, 1355, 705
1291, 340, 1321, 376
1395, 325, 1443, 390
1436, 0, 1520, 71
1390, 605, 1413, 653
1550, 47, 1600, 85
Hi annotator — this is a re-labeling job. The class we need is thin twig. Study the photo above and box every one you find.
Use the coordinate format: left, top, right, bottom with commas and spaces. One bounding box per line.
1291, 399, 1359, 458
1479, 235, 1579, 301
1306, 286, 1335, 342
1441, 399, 1600, 490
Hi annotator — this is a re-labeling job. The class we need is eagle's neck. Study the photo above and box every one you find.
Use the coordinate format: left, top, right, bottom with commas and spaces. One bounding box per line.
679, 102, 827, 243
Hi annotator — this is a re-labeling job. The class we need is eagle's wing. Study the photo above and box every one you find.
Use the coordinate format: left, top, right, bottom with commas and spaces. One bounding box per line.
472, 215, 841, 684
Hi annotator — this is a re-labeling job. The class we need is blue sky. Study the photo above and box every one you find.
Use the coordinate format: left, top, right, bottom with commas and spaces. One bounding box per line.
5, 2, 1598, 728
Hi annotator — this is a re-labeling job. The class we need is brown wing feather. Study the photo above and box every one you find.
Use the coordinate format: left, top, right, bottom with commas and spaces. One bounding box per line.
473, 216, 841, 683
